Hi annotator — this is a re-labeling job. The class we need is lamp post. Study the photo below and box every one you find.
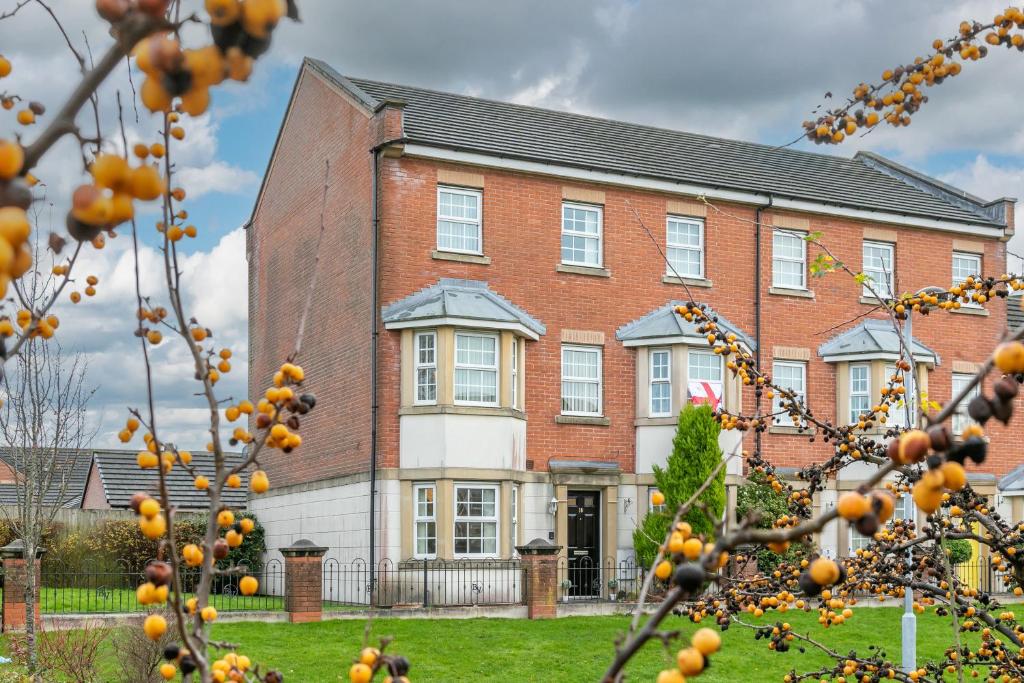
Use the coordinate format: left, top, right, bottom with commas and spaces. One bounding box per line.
898, 285, 945, 673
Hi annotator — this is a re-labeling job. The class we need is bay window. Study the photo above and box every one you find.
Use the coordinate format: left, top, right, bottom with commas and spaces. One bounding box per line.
849, 364, 870, 424
414, 484, 437, 559
688, 349, 723, 410
414, 331, 437, 405
454, 332, 499, 406
454, 485, 499, 557
649, 349, 671, 417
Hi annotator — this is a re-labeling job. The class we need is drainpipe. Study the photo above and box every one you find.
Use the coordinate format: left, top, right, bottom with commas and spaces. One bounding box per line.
368, 137, 406, 600
754, 196, 773, 453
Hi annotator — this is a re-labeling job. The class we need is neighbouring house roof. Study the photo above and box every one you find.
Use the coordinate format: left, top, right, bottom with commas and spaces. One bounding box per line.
615, 302, 755, 349
91, 450, 248, 510
381, 278, 546, 339
0, 448, 93, 508
303, 60, 1011, 232
1009, 291, 1024, 330
817, 318, 939, 365
1000, 463, 1024, 492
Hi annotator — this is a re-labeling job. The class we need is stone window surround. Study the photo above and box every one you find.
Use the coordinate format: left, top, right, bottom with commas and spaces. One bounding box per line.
633, 344, 742, 424
399, 479, 520, 561
399, 327, 526, 415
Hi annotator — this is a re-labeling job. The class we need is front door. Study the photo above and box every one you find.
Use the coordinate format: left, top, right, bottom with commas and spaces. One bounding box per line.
567, 490, 600, 597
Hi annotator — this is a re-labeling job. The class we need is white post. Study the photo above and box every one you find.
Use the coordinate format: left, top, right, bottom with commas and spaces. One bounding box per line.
901, 313, 917, 673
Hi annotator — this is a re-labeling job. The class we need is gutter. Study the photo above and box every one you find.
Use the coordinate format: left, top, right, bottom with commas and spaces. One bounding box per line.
368, 136, 407, 597
754, 196, 773, 453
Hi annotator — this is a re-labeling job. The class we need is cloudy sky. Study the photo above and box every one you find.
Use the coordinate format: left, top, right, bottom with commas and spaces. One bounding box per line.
3, 0, 1022, 447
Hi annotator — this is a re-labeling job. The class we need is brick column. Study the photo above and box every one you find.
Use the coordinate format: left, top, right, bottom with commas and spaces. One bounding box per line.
1, 540, 44, 632
516, 538, 561, 620
280, 539, 328, 623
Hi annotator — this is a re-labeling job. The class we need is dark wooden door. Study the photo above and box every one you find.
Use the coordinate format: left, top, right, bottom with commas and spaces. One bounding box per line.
567, 490, 600, 597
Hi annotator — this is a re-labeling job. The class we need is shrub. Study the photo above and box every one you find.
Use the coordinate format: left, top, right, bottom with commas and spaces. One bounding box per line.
633, 404, 725, 567
8, 619, 107, 683
943, 538, 973, 565
736, 472, 808, 573
111, 609, 178, 683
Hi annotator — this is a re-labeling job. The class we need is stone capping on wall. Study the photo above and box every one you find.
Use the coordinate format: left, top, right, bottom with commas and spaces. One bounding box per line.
863, 226, 898, 243
771, 214, 810, 231
437, 169, 484, 188
560, 329, 605, 345
666, 199, 707, 218
562, 187, 605, 204
773, 346, 811, 361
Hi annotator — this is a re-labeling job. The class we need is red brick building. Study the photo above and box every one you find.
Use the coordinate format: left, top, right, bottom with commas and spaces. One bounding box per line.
248, 59, 1017, 572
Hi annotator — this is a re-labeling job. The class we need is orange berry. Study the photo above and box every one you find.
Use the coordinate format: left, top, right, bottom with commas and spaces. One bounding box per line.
0, 140, 24, 180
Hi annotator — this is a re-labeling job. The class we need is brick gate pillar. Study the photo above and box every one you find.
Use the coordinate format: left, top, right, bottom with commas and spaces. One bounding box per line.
516, 538, 561, 619
280, 539, 328, 623
1, 540, 44, 632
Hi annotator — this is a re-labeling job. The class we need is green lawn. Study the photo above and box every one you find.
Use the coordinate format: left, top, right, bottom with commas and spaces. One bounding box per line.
38, 587, 289, 614
1, 607, 993, 681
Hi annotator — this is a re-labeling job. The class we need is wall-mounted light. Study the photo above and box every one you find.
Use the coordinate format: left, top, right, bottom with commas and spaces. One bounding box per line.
548, 497, 559, 516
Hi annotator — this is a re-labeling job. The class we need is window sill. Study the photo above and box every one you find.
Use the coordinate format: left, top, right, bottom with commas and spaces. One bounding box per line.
555, 415, 610, 426
769, 286, 814, 299
432, 250, 491, 265
859, 295, 889, 306
662, 275, 712, 288
950, 306, 989, 317
635, 416, 677, 426
768, 424, 814, 436
556, 264, 611, 278
400, 405, 526, 419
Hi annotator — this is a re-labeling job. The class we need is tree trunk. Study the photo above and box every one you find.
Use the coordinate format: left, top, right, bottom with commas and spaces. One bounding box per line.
24, 539, 38, 675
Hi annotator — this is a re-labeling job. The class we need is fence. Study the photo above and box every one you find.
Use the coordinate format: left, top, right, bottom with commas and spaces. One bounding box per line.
323, 558, 525, 608
555, 557, 644, 603
952, 558, 1007, 595
39, 559, 284, 614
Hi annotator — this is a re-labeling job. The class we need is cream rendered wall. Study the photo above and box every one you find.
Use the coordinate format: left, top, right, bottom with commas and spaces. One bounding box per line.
399, 414, 527, 470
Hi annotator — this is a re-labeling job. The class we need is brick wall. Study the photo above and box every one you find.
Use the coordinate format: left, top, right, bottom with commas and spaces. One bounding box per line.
376, 155, 1013, 475
249, 68, 380, 488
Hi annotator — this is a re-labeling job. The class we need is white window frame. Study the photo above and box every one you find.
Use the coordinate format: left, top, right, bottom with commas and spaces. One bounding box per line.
648, 487, 667, 514
510, 485, 519, 554
849, 363, 871, 424
649, 348, 672, 417
885, 364, 910, 429
560, 202, 603, 267
772, 360, 807, 425
511, 337, 519, 410
454, 332, 499, 407
436, 186, 483, 255
952, 251, 983, 308
561, 344, 603, 417
666, 216, 704, 279
862, 241, 895, 300
952, 372, 981, 436
687, 348, 724, 407
413, 483, 437, 559
772, 229, 807, 290
413, 330, 437, 406
453, 484, 500, 559
850, 493, 916, 554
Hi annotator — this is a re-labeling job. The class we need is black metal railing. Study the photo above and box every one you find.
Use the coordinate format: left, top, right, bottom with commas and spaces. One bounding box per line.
952, 558, 1008, 595
555, 557, 644, 603
323, 558, 525, 608
39, 559, 284, 614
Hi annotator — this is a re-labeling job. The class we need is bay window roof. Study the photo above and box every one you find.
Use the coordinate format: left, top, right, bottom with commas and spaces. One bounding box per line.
382, 278, 546, 340
615, 301, 755, 350
817, 318, 939, 365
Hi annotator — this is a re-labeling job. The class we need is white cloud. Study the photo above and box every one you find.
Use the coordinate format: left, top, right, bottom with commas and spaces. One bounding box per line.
940, 155, 1024, 270
176, 162, 260, 200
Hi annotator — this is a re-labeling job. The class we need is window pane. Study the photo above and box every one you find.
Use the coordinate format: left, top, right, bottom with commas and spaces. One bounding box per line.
651, 351, 670, 380
863, 243, 894, 298
773, 362, 806, 424
562, 204, 601, 266
689, 351, 722, 381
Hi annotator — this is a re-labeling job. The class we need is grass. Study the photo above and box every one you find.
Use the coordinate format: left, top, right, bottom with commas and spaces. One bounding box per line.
0, 606, 993, 681
38, 587, 289, 614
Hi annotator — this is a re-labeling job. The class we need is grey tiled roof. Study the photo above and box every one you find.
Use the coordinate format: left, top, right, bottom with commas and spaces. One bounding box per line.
308, 61, 1007, 229
1000, 464, 1024, 492
1009, 292, 1024, 330
0, 448, 92, 508
381, 278, 546, 336
817, 318, 938, 363
616, 301, 755, 349
92, 450, 248, 510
